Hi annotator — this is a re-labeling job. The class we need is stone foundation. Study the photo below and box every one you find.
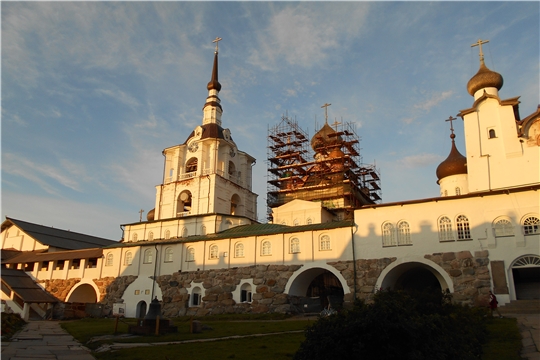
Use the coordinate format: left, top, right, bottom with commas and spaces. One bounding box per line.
157, 265, 302, 317
329, 257, 397, 306
97, 275, 138, 307
39, 278, 81, 301
425, 250, 491, 306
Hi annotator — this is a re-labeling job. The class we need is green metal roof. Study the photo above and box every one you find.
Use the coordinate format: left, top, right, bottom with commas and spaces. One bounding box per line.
107, 220, 353, 249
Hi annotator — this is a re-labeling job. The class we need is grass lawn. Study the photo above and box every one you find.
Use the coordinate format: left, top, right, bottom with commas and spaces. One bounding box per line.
61, 315, 523, 360
61, 315, 313, 354
482, 317, 523, 360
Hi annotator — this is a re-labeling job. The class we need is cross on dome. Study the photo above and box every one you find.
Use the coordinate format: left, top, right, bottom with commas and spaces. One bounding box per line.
471, 39, 489, 63
213, 37, 222, 54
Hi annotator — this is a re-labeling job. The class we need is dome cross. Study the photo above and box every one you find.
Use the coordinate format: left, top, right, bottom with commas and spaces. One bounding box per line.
471, 38, 489, 63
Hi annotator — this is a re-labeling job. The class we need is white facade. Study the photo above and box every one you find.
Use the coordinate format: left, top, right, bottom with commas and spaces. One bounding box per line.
2, 41, 539, 319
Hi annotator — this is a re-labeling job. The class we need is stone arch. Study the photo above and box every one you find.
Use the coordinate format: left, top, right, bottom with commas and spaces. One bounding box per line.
286, 262, 350, 296
66, 282, 99, 303
376, 257, 453, 293
285, 262, 350, 310
510, 254, 540, 300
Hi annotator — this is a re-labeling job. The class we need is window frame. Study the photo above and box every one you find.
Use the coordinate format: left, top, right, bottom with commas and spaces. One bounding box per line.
261, 240, 272, 256
523, 215, 540, 235
290, 237, 300, 254
382, 222, 396, 247
493, 218, 514, 237
143, 249, 153, 264
438, 216, 454, 242
235, 243, 244, 258
456, 215, 472, 240
186, 247, 195, 262
397, 221, 411, 246
320, 235, 331, 251
209, 244, 219, 259
124, 251, 133, 266
164, 247, 174, 263
105, 253, 114, 267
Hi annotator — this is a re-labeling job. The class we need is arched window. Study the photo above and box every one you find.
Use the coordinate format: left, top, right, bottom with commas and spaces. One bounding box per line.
186, 157, 198, 173
493, 218, 514, 237
143, 249, 153, 264
164, 247, 173, 262
261, 241, 272, 256
444, 190, 448, 197
455, 187, 461, 196
293, 219, 299, 226
105, 253, 114, 266
397, 221, 411, 245
320, 235, 331, 251
177, 191, 192, 215
228, 161, 236, 177
186, 247, 195, 262
382, 222, 395, 247
235, 243, 244, 258
231, 194, 241, 215
148, 231, 154, 241
182, 227, 188, 238
124, 252, 133, 266
306, 218, 313, 225
523, 216, 540, 235
240, 283, 252, 303
164, 230, 171, 240
456, 215, 471, 240
209, 245, 218, 259
488, 129, 496, 138
200, 225, 206, 235
290, 238, 300, 254
132, 233, 138, 242
191, 287, 202, 306
438, 216, 454, 241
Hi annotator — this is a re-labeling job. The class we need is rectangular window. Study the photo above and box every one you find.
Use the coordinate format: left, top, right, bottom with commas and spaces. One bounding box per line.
55, 261, 65, 271
71, 259, 81, 269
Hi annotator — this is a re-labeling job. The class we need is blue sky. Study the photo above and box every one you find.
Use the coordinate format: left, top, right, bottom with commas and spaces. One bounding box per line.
2, 2, 539, 240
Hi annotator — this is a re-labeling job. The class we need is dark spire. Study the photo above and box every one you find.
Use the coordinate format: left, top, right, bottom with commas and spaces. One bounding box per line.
207, 37, 222, 92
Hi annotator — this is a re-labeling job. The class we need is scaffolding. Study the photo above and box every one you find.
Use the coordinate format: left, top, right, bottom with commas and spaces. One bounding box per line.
267, 115, 381, 220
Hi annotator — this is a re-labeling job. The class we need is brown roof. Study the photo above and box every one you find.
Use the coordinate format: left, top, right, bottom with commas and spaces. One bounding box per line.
2, 248, 103, 265
1, 269, 58, 303
1, 217, 118, 250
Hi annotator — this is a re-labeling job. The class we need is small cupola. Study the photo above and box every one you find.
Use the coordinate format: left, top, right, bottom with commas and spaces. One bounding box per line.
467, 39, 503, 97
436, 133, 467, 182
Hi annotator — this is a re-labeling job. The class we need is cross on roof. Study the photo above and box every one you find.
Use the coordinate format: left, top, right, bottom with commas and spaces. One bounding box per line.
321, 103, 331, 124
213, 37, 222, 53
471, 38, 489, 62
331, 119, 342, 131
139, 209, 145, 222
445, 115, 457, 135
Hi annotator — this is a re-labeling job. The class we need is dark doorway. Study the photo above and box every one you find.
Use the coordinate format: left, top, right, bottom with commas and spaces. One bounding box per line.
512, 267, 540, 300
306, 271, 344, 309
395, 268, 441, 292
136, 301, 147, 318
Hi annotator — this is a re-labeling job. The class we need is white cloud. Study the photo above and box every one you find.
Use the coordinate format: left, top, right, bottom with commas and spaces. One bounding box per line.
248, 3, 370, 71
414, 91, 454, 112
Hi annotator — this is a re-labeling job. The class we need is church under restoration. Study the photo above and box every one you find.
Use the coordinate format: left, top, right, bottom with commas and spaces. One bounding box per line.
2, 39, 539, 320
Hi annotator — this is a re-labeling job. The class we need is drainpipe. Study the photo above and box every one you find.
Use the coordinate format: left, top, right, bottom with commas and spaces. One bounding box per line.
151, 244, 159, 300
351, 223, 359, 301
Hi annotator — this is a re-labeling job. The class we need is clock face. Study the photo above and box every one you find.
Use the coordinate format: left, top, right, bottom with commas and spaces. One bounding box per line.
188, 141, 198, 153
229, 149, 236, 157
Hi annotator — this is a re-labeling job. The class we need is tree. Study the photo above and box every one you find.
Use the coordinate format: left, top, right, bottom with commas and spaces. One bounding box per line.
294, 289, 487, 360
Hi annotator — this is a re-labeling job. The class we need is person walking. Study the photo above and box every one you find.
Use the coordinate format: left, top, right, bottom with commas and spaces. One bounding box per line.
489, 290, 503, 318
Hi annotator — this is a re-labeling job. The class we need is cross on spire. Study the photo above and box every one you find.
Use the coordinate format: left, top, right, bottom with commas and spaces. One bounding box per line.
321, 103, 331, 124
471, 38, 489, 63
213, 37, 222, 54
445, 115, 457, 140
139, 209, 145, 222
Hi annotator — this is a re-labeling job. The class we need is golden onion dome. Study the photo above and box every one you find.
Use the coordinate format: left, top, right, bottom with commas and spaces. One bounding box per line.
311, 123, 342, 152
147, 208, 155, 221
467, 60, 503, 96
